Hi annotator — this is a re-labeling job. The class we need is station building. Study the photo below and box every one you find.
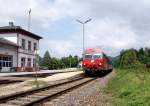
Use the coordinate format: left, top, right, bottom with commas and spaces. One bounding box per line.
0, 22, 42, 72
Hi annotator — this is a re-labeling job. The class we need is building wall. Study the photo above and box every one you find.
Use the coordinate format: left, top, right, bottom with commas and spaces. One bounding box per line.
18, 33, 39, 52
0, 32, 40, 72
17, 34, 39, 71
0, 44, 17, 67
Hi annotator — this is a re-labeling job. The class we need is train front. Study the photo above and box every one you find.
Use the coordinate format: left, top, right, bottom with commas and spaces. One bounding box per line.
82, 49, 104, 74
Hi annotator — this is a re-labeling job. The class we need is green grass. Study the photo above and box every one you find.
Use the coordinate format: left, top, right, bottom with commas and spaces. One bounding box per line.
105, 69, 150, 106
27, 80, 48, 88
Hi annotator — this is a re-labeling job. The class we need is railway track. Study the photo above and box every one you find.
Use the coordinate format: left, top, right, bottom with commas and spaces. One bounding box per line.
0, 76, 96, 106
0, 79, 22, 84
0, 79, 22, 88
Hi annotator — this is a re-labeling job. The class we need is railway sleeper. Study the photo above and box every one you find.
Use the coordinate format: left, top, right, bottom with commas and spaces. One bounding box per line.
0, 104, 17, 106
7, 100, 24, 105
17, 97, 38, 102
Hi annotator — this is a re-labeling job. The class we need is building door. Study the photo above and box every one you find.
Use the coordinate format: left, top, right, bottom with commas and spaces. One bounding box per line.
21, 57, 26, 71
0, 55, 13, 72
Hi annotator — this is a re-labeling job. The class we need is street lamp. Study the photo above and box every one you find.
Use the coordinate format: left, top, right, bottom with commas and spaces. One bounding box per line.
34, 49, 39, 88
76, 18, 92, 52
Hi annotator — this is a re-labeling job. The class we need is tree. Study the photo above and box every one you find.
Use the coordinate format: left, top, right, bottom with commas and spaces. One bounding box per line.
61, 57, 70, 68
39, 56, 43, 67
51, 57, 59, 69
140, 48, 150, 68
119, 49, 144, 69
71, 55, 79, 67
42, 51, 51, 69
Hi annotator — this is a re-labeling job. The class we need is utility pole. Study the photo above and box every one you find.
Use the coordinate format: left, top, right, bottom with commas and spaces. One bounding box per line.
34, 49, 39, 88
28, 9, 31, 31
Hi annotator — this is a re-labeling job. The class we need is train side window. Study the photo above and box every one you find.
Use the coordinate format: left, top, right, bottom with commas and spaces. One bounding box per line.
103, 54, 109, 62
104, 54, 112, 64
103, 54, 106, 59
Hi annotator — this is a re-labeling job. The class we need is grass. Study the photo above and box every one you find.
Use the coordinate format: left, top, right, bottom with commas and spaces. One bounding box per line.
104, 69, 150, 106
27, 80, 48, 88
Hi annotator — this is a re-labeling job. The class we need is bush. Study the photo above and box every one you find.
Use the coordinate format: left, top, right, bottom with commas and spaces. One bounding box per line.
119, 49, 145, 69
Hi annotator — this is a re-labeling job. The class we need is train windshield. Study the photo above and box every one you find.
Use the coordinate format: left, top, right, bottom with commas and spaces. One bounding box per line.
84, 53, 102, 59
84, 54, 93, 59
93, 54, 102, 59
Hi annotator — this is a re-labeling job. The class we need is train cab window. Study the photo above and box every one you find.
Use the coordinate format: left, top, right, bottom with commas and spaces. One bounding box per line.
93, 54, 102, 59
84, 54, 92, 59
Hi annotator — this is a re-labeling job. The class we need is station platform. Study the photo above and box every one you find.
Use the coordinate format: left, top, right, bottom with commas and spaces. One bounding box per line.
0, 68, 81, 77
0, 71, 84, 96
38, 71, 84, 82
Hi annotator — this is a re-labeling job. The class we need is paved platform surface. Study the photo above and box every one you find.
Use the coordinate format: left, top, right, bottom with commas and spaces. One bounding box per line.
0, 68, 80, 77
0, 71, 84, 96
39, 71, 84, 82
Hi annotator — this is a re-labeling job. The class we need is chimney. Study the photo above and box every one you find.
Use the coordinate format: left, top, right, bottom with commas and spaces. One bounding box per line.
9, 22, 14, 27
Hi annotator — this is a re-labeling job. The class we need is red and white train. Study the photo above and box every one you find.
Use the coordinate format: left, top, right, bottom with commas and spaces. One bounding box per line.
82, 48, 113, 75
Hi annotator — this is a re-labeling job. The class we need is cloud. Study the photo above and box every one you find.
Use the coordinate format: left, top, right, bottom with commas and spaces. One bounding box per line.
41, 39, 82, 58
1, 0, 150, 57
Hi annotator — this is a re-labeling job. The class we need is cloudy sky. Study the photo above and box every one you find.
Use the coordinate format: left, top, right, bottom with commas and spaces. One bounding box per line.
1, 0, 150, 57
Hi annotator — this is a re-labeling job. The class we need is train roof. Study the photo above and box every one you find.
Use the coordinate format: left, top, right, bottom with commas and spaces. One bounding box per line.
83, 48, 104, 54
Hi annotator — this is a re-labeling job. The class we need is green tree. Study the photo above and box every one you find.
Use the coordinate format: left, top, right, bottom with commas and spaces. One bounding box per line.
51, 57, 59, 69
119, 49, 144, 69
61, 57, 70, 68
142, 48, 150, 68
42, 51, 51, 69
39, 56, 43, 67
71, 55, 79, 67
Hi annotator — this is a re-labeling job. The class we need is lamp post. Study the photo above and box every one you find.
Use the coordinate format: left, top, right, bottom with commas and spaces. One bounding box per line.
76, 18, 92, 53
34, 49, 39, 88
28, 9, 31, 31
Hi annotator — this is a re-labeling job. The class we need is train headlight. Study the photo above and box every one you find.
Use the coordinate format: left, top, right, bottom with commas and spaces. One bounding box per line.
91, 60, 94, 63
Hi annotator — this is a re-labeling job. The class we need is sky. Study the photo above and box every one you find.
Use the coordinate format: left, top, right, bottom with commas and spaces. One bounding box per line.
1, 0, 150, 58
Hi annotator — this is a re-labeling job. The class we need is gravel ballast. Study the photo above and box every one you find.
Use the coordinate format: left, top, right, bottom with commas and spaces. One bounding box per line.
43, 71, 115, 106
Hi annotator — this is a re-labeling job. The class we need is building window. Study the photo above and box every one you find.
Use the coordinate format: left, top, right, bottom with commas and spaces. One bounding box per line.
34, 43, 37, 51
27, 58, 31, 67
28, 41, 31, 51
22, 39, 26, 50
21, 57, 25, 67
0, 56, 12, 67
